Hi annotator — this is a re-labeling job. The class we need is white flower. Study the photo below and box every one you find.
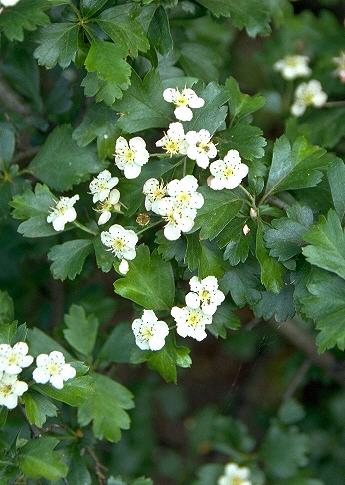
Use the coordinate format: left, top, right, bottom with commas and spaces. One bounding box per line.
166, 175, 204, 210
0, 372, 28, 409
143, 178, 167, 212
47, 194, 79, 232
185, 276, 225, 316
171, 305, 212, 341
0, 342, 33, 375
186, 129, 217, 168
115, 136, 150, 179
1, 0, 20, 6
119, 259, 129, 275
101, 224, 138, 261
274, 55, 311, 80
89, 170, 119, 203
333, 51, 345, 83
218, 463, 252, 485
156, 122, 188, 156
163, 87, 204, 121
155, 198, 197, 241
291, 80, 327, 117
209, 150, 248, 190
242, 224, 250, 236
132, 310, 169, 351
96, 189, 121, 225
32, 351, 76, 390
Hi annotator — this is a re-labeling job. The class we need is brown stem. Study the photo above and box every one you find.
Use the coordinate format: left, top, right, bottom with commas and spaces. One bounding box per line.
270, 319, 345, 388
0, 77, 30, 116
283, 358, 312, 401
85, 447, 107, 485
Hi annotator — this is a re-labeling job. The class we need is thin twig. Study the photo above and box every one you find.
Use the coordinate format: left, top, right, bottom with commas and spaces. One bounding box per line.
283, 358, 312, 401
267, 196, 289, 211
270, 319, 345, 388
85, 447, 107, 485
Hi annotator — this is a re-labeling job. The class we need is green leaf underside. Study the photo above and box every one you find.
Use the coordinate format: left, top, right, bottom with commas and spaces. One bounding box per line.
48, 240, 93, 281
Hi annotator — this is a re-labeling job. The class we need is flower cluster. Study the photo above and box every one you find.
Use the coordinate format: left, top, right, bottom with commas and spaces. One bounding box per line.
217, 463, 252, 485
274, 54, 328, 116
0, 344, 76, 409
131, 276, 225, 351
144, 174, 204, 241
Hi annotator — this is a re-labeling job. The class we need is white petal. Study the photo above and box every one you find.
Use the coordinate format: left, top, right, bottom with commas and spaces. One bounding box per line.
115, 136, 128, 153
13, 380, 28, 396
50, 375, 64, 389
188, 95, 204, 109
142, 310, 157, 324
62, 364, 76, 381
50, 351, 65, 363
124, 164, 141, 179
64, 207, 77, 223
163, 88, 177, 103
129, 136, 146, 151
36, 354, 49, 367
174, 106, 193, 121
119, 259, 129, 274
149, 335, 166, 351
32, 368, 50, 384
4, 394, 18, 409
52, 217, 66, 232
98, 211, 111, 225
164, 223, 181, 241
185, 292, 201, 309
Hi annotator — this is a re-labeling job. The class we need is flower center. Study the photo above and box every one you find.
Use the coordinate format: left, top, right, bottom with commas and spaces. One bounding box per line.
232, 478, 244, 485
175, 95, 188, 107
166, 211, 178, 225
97, 180, 109, 191
0, 384, 13, 396
286, 57, 299, 67
177, 192, 190, 204
124, 149, 135, 162
153, 187, 166, 200
164, 140, 180, 155
303, 92, 315, 105
140, 326, 153, 341
187, 312, 201, 328
112, 239, 125, 251
200, 289, 211, 303
223, 167, 234, 178
197, 142, 209, 153
7, 355, 18, 365
48, 363, 61, 376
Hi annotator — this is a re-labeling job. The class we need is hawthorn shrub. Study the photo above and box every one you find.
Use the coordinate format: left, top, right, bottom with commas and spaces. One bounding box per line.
0, 0, 345, 483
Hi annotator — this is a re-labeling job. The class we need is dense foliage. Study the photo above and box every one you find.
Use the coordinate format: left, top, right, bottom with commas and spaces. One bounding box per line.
0, 0, 345, 483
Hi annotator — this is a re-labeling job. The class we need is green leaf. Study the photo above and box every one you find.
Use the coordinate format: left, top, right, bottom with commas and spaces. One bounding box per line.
193, 187, 243, 241
0, 123, 15, 168
29, 125, 103, 191
34, 23, 79, 69
253, 285, 295, 323
63, 305, 99, 357
265, 205, 314, 262
184, 81, 231, 135
219, 123, 267, 161
196, 0, 271, 36
93, 235, 115, 273
301, 269, 345, 352
0, 323, 17, 344
328, 158, 345, 222
179, 43, 221, 82
23, 392, 58, 428
198, 241, 225, 279
0, 0, 50, 42
48, 240, 93, 281
27, 327, 72, 359
221, 261, 261, 307
34, 376, 94, 406
278, 399, 305, 425
302, 210, 345, 281
146, 337, 191, 383
18, 437, 68, 481
256, 221, 285, 293
264, 136, 333, 199
208, 301, 241, 338
113, 70, 171, 133
226, 77, 266, 123
0, 290, 14, 325
78, 373, 134, 442
10, 183, 57, 237
148, 6, 173, 55
11, 183, 54, 219
84, 40, 131, 104
222, 218, 250, 263
96, 5, 149, 58
261, 424, 308, 479
97, 323, 136, 366
114, 244, 175, 310
67, 450, 92, 485
72, 103, 118, 160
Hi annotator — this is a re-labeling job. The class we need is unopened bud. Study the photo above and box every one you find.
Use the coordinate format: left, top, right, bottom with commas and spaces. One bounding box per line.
242, 224, 251, 236
250, 207, 257, 220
